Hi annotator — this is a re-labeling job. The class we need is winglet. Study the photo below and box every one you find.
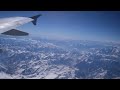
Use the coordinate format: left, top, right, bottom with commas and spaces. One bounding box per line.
30, 14, 42, 25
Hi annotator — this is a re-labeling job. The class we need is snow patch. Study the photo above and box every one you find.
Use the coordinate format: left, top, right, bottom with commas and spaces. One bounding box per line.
44, 73, 58, 79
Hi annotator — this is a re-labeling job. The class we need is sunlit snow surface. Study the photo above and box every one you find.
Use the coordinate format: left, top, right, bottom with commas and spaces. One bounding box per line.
0, 36, 120, 79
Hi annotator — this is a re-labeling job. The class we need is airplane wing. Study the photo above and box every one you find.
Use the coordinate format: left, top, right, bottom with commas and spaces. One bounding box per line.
0, 14, 41, 36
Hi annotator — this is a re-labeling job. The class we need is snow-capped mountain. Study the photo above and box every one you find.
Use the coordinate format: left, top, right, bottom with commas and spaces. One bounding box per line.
0, 36, 120, 79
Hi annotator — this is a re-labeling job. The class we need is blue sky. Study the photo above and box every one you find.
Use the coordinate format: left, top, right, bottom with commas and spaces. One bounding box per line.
0, 11, 120, 42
